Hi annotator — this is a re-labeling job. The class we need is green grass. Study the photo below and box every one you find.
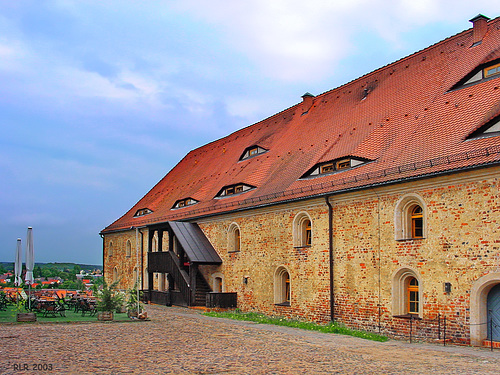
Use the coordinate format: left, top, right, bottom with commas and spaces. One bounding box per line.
0, 305, 131, 323
203, 310, 388, 342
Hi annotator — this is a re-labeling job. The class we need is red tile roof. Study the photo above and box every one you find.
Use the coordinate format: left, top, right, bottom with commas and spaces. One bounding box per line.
102, 16, 500, 234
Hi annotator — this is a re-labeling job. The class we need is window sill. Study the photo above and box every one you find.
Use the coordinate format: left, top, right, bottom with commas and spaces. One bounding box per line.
293, 245, 312, 249
393, 314, 422, 320
228, 250, 240, 254
396, 237, 425, 242
274, 302, 290, 307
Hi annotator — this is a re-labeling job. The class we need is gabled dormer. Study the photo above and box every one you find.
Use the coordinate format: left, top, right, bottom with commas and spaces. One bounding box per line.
216, 183, 255, 198
451, 59, 500, 90
300, 157, 371, 179
172, 197, 198, 209
239, 145, 267, 161
134, 208, 153, 217
467, 115, 500, 140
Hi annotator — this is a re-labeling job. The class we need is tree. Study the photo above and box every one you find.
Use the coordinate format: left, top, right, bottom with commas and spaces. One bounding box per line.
72, 265, 81, 275
33, 265, 42, 278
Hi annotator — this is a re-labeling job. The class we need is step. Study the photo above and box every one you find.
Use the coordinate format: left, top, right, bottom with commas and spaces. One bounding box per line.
483, 340, 500, 349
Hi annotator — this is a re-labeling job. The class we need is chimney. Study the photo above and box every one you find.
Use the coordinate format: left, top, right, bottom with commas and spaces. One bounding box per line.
469, 14, 490, 45
301, 92, 315, 114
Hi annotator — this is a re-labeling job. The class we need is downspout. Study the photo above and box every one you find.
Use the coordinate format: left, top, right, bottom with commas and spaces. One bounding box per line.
325, 196, 335, 322
99, 233, 105, 282
139, 228, 144, 291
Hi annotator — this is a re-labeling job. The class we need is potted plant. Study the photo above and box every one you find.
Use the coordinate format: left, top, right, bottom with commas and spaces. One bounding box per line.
126, 283, 143, 318
96, 281, 122, 321
15, 296, 36, 322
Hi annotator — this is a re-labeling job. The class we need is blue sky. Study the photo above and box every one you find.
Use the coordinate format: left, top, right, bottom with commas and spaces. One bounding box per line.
1, 1, 500, 265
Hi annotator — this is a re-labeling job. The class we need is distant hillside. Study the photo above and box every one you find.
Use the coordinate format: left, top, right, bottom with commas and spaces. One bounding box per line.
0, 262, 102, 272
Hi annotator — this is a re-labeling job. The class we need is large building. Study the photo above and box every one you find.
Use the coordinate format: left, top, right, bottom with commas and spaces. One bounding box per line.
101, 15, 500, 346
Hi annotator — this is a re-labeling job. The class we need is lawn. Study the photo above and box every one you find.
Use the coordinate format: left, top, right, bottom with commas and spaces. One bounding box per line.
204, 310, 388, 342
0, 305, 131, 323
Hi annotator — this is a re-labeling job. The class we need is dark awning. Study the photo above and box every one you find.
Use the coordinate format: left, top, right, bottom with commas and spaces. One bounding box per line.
168, 221, 222, 264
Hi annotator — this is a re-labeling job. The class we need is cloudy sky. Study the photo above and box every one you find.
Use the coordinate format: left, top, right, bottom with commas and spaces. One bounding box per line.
1, 1, 500, 265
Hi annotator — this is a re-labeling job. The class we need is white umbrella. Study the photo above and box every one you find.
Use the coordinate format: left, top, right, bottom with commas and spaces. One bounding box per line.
14, 238, 22, 286
25, 227, 35, 310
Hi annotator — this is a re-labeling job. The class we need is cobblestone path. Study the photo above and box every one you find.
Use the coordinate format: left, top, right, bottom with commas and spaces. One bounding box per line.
1, 305, 499, 374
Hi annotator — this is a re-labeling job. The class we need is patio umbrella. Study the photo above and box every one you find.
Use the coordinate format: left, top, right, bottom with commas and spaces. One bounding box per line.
14, 238, 22, 286
25, 227, 35, 310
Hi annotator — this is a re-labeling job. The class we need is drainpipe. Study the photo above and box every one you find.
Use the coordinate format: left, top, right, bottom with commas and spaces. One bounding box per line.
99, 233, 105, 282
138, 228, 144, 291
325, 196, 335, 322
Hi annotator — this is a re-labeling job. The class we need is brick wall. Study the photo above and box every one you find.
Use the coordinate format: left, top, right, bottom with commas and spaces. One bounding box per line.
103, 166, 500, 344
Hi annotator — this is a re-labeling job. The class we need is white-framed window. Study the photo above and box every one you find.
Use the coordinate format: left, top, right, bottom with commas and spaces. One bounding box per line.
274, 266, 291, 305
228, 223, 241, 252
394, 193, 426, 240
293, 212, 312, 247
392, 268, 422, 317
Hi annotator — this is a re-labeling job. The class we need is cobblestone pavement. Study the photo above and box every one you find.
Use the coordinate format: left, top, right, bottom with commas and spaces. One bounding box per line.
1, 304, 499, 374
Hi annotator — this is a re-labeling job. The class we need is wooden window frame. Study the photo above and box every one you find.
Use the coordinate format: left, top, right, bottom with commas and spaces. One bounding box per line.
407, 277, 419, 314
411, 205, 423, 239
336, 159, 351, 170
320, 163, 334, 174
275, 267, 291, 306
304, 220, 312, 247
484, 62, 500, 78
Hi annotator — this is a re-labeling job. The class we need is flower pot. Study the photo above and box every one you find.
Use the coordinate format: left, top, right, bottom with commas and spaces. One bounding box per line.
17, 313, 37, 322
97, 311, 114, 321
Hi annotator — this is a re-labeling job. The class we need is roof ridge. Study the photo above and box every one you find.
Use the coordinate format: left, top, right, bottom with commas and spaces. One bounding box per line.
315, 16, 500, 99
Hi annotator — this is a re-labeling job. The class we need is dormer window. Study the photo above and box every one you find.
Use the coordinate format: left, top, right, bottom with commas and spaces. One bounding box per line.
216, 183, 255, 198
467, 115, 500, 140
172, 198, 198, 209
134, 208, 153, 217
484, 62, 500, 78
240, 145, 267, 161
452, 59, 500, 89
301, 157, 370, 179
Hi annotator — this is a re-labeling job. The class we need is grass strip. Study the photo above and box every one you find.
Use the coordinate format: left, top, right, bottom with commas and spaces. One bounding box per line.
203, 310, 388, 342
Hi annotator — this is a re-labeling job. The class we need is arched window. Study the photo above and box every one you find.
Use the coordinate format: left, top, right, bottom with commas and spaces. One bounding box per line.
407, 277, 419, 314
113, 267, 119, 283
108, 241, 113, 257
126, 240, 132, 257
411, 206, 423, 239
274, 266, 291, 305
395, 194, 426, 240
152, 236, 157, 252
214, 277, 223, 293
293, 212, 312, 247
392, 268, 421, 317
143, 268, 148, 289
228, 223, 241, 252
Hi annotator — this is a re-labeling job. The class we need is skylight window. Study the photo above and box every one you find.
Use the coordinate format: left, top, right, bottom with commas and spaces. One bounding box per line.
301, 157, 370, 179
240, 145, 267, 161
172, 198, 198, 209
216, 183, 255, 198
134, 208, 153, 217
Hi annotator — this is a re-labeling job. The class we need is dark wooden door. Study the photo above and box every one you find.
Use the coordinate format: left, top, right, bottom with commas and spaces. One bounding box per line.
487, 283, 500, 341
